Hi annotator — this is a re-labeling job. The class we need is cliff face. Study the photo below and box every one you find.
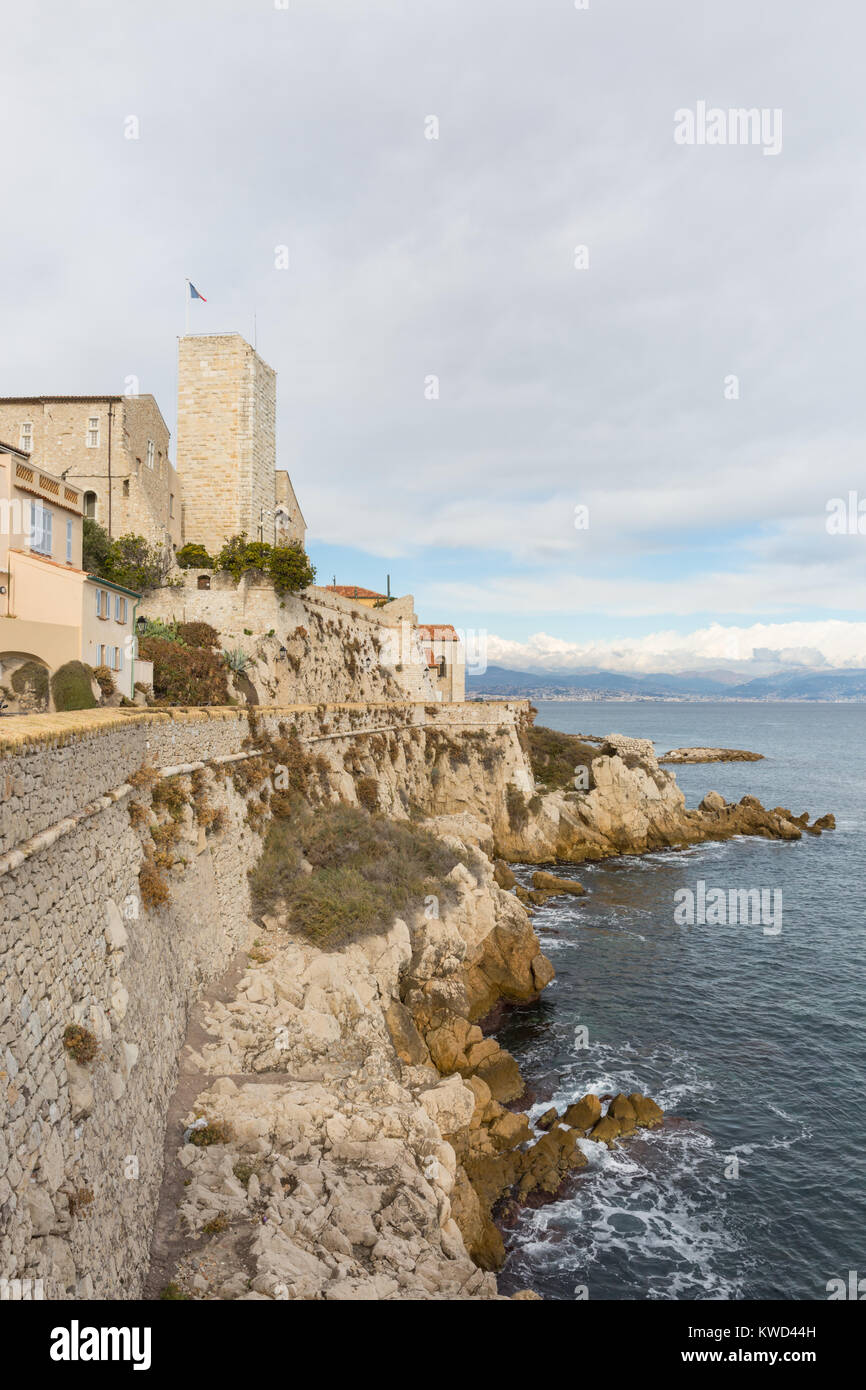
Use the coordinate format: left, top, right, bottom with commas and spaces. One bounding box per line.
146, 814, 553, 1300
0, 704, 832, 1301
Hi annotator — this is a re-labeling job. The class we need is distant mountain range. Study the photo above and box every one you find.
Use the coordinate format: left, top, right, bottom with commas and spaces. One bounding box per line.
468, 665, 866, 702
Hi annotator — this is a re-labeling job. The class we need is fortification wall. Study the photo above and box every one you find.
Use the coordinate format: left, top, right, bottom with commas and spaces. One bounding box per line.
0, 700, 531, 1299
140, 576, 439, 703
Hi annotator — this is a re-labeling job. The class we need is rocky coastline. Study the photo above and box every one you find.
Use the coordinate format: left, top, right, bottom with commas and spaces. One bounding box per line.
143, 722, 834, 1300
660, 746, 764, 763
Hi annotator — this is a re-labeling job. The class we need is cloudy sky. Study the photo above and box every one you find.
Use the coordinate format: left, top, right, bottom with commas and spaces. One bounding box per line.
3, 0, 865, 672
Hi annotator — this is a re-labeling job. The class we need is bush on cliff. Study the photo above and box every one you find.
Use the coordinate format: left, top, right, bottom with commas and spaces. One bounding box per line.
138, 635, 229, 706
176, 620, 220, 649
215, 533, 316, 596
83, 520, 176, 591
248, 805, 467, 947
51, 661, 97, 711
176, 542, 215, 569
525, 724, 599, 792
10, 660, 49, 707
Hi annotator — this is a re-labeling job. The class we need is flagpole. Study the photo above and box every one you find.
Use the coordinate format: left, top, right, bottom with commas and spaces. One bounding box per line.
184, 280, 189, 337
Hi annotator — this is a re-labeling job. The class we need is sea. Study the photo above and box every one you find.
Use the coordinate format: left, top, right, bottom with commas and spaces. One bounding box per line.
495, 701, 865, 1302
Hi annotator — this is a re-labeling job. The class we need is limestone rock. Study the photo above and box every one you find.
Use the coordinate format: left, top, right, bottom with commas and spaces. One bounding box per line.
384, 1000, 430, 1067
628, 1093, 664, 1129
473, 1049, 523, 1104
588, 1114, 621, 1147
531, 870, 585, 896
562, 1093, 602, 1131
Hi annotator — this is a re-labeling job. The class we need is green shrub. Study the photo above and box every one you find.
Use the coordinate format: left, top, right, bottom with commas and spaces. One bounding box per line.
189, 1121, 231, 1147
51, 661, 97, 711
223, 647, 253, 674
93, 664, 116, 697
215, 533, 315, 596
82, 517, 113, 576
138, 636, 229, 706
506, 784, 530, 830
249, 805, 467, 948
84, 523, 174, 591
140, 617, 184, 644
63, 1024, 99, 1064
355, 775, 380, 811
268, 542, 316, 596
176, 542, 215, 569
247, 820, 303, 916
176, 621, 220, 649
524, 724, 599, 792
10, 660, 49, 705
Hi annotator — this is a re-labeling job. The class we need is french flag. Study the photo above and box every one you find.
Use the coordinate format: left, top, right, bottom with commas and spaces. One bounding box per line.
188, 281, 207, 301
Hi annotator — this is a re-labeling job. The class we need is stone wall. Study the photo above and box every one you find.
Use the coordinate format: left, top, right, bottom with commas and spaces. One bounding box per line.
0, 397, 179, 549
0, 700, 531, 1299
177, 335, 279, 555
140, 575, 440, 703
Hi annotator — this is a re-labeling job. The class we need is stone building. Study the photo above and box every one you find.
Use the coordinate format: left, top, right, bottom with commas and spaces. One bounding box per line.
0, 443, 144, 705
417, 623, 466, 702
0, 395, 181, 549
274, 468, 306, 547
177, 334, 305, 555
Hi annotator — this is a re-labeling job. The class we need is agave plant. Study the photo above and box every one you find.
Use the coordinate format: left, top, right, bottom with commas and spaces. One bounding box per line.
223, 647, 255, 675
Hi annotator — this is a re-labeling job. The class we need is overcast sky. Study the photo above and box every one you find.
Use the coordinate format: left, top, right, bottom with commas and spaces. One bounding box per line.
3, 0, 865, 672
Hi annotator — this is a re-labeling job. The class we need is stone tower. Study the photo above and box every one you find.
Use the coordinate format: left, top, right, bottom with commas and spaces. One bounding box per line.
176, 333, 277, 554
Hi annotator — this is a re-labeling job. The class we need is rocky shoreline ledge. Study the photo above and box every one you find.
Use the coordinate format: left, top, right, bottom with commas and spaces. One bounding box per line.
143, 724, 834, 1300
660, 746, 764, 763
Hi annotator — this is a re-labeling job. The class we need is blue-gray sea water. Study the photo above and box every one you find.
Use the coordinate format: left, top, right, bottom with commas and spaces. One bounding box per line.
496, 701, 865, 1301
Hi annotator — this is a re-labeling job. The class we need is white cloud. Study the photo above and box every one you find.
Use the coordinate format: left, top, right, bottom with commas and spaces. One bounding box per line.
485, 620, 866, 675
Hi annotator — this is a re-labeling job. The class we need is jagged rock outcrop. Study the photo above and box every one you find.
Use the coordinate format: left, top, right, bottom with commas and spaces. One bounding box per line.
496, 731, 834, 863
661, 746, 764, 763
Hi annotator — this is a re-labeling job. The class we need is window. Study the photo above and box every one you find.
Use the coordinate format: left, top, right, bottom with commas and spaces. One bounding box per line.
29, 501, 52, 556
169, 494, 174, 517
66, 519, 73, 563
96, 644, 105, 667
83, 491, 97, 518
115, 594, 127, 623
96, 588, 109, 619
87, 417, 100, 448
115, 647, 124, 672
19, 422, 32, 453
145, 440, 155, 468
122, 479, 130, 498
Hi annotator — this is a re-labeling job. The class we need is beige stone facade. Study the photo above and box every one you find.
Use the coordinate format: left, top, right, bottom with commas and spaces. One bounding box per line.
417, 624, 467, 702
274, 468, 306, 547
81, 579, 140, 700
0, 444, 142, 704
0, 444, 86, 700
0, 396, 180, 549
177, 334, 294, 555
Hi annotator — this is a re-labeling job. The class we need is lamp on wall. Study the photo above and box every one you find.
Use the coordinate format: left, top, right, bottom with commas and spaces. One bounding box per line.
136, 615, 147, 636
279, 645, 287, 661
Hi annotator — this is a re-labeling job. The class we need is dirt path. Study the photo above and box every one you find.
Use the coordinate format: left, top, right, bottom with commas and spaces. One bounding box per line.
142, 948, 252, 1300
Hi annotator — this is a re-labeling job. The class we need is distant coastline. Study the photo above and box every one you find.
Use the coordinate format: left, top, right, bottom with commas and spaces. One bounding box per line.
471, 691, 866, 704
468, 663, 866, 703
